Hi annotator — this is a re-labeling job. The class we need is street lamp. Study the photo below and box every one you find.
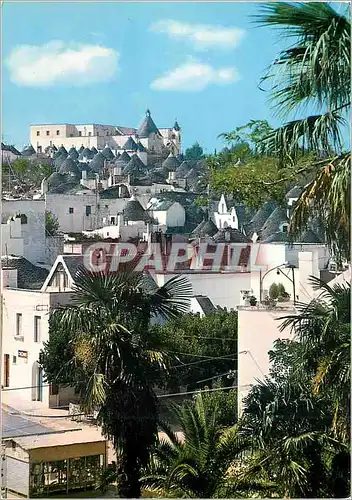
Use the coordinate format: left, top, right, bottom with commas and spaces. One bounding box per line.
259, 262, 297, 305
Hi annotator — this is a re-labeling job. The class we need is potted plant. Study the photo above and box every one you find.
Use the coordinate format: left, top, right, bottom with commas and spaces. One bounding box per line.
263, 295, 276, 308
278, 291, 290, 302
249, 295, 257, 306
269, 283, 279, 300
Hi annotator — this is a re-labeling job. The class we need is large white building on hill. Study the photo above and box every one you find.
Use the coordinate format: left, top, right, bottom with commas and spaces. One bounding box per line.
29, 110, 181, 157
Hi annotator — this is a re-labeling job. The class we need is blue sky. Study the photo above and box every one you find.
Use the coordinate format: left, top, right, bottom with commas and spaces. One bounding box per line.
2, 2, 348, 152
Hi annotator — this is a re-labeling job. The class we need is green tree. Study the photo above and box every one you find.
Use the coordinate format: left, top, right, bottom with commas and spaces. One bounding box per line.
219, 119, 274, 156
12, 158, 30, 178
142, 391, 250, 498
184, 142, 204, 161
41, 270, 191, 498
149, 309, 238, 391
277, 283, 286, 296
269, 283, 279, 300
45, 210, 60, 236
254, 2, 350, 261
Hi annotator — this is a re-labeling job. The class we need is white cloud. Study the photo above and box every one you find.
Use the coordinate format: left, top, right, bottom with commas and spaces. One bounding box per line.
150, 20, 245, 50
150, 61, 240, 92
6, 40, 119, 87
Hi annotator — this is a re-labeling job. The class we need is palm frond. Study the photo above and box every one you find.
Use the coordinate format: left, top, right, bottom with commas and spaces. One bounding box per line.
254, 3, 350, 113
290, 153, 350, 261
148, 275, 192, 319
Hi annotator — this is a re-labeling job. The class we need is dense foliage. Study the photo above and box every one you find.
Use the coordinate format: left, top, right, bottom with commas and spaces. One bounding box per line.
149, 309, 238, 391
2, 157, 54, 193
142, 391, 248, 498
45, 210, 60, 236
184, 142, 204, 161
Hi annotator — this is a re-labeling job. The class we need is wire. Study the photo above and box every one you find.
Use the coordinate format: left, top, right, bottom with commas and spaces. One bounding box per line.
196, 369, 237, 385
157, 385, 238, 399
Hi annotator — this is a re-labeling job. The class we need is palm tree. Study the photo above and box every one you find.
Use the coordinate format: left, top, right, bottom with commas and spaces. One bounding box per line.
142, 391, 264, 498
242, 378, 349, 498
279, 277, 351, 443
42, 269, 191, 498
255, 3, 350, 261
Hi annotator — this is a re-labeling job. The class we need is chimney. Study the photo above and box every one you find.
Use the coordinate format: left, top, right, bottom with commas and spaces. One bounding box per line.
298, 251, 319, 303
225, 229, 231, 242
82, 170, 87, 181
1, 268, 18, 290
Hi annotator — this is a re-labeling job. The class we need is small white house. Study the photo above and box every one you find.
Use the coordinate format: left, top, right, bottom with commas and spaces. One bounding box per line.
147, 199, 185, 228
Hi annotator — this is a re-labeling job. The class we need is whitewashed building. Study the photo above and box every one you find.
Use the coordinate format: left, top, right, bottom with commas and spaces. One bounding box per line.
147, 199, 186, 228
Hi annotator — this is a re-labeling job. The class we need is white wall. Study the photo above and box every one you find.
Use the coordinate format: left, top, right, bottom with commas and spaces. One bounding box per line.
237, 308, 295, 415
151, 203, 185, 228
1, 218, 24, 257
2, 199, 46, 264
1, 287, 72, 409
153, 272, 257, 310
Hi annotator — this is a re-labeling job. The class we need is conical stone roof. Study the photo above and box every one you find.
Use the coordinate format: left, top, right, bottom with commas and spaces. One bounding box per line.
120, 151, 131, 163
123, 154, 146, 176
58, 145, 68, 155
59, 157, 80, 177
162, 153, 179, 171
136, 109, 161, 138
68, 147, 79, 160
81, 147, 94, 159
102, 145, 115, 160
21, 144, 36, 156
123, 196, 150, 222
122, 137, 138, 151
90, 152, 106, 172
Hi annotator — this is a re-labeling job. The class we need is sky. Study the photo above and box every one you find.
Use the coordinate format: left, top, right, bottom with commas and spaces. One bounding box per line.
2, 2, 348, 153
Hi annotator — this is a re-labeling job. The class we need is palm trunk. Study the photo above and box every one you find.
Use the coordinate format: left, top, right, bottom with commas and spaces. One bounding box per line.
117, 450, 141, 498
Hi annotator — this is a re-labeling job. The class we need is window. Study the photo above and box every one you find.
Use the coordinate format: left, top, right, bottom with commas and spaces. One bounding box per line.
34, 316, 41, 343
16, 313, 22, 336
36, 131, 40, 136
12, 356, 16, 364
110, 217, 116, 225
88, 132, 92, 136
56, 130, 60, 136
69, 133, 73, 137
79, 131, 82, 137
69, 207, 74, 214
37, 146, 42, 154
46, 130, 50, 136
282, 224, 289, 233
85, 205, 91, 216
